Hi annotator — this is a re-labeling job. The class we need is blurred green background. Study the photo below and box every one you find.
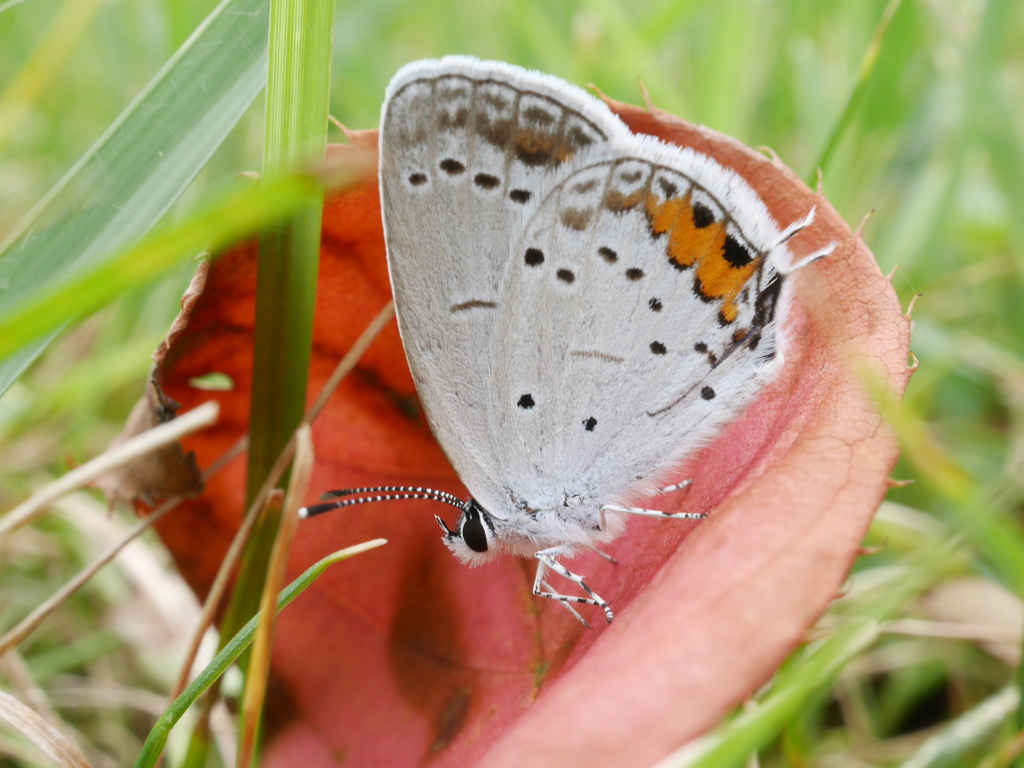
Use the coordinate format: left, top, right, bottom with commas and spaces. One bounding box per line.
1, 0, 1023, 765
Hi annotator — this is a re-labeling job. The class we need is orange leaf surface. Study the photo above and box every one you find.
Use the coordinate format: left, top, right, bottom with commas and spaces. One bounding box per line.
145, 103, 910, 767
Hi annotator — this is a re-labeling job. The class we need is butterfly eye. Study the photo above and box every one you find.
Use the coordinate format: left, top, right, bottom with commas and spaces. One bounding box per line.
460, 503, 489, 553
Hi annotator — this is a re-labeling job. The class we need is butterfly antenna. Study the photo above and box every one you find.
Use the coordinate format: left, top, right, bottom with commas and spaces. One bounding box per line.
772, 206, 838, 274
776, 206, 817, 247
298, 485, 467, 519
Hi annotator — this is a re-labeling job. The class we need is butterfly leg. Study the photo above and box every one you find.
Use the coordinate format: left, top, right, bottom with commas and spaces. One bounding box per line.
533, 546, 614, 624
600, 504, 706, 521
541, 580, 591, 628
660, 479, 693, 493
596, 479, 699, 528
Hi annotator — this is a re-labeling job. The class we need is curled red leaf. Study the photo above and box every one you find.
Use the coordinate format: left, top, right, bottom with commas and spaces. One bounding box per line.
143, 105, 910, 767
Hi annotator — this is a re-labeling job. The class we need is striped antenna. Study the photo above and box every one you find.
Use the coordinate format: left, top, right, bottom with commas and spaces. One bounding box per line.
298, 485, 468, 519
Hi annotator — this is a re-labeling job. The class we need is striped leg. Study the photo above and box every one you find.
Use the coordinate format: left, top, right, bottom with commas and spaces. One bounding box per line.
600, 481, 704, 523
541, 580, 591, 628
601, 504, 705, 520
533, 545, 614, 625
661, 479, 693, 493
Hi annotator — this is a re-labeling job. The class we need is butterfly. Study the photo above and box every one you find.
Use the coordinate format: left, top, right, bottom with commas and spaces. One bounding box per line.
301, 57, 831, 626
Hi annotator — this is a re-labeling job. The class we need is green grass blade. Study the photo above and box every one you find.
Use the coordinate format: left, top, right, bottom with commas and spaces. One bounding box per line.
247, 0, 336, 505
0, 165, 368, 360
653, 622, 879, 768
131, 540, 386, 768
0, 0, 106, 148
0, 0, 271, 397
658, 537, 962, 768
901, 685, 1018, 768
223, 0, 336, 672
806, 0, 903, 185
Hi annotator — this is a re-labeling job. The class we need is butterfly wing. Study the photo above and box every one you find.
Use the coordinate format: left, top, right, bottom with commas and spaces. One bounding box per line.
490, 139, 792, 513
379, 57, 629, 515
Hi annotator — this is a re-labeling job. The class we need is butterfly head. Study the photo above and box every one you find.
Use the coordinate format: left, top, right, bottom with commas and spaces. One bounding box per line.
436, 498, 497, 565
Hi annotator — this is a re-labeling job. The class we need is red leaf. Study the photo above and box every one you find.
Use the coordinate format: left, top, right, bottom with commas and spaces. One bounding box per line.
144, 105, 910, 767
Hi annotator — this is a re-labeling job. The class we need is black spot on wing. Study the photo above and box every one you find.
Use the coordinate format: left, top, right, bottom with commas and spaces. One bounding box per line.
449, 300, 497, 313
525, 248, 544, 266
692, 201, 715, 228
440, 158, 465, 175
723, 235, 754, 268
752, 273, 784, 331
474, 173, 500, 190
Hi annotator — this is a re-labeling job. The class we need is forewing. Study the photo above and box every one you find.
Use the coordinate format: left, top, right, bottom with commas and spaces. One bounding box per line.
491, 140, 791, 512
379, 57, 629, 514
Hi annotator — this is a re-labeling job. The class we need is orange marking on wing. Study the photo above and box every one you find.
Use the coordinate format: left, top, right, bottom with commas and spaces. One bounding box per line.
643, 190, 761, 324
696, 254, 760, 323
644, 191, 726, 270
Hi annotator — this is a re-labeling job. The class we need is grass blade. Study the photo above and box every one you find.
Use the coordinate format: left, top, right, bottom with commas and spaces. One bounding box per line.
221, 0, 337, 705
0, 401, 219, 538
0, 158, 374, 361
654, 537, 962, 768
132, 540, 387, 768
902, 685, 1019, 768
0, 690, 91, 768
237, 425, 313, 766
0, 0, 271, 397
806, 0, 903, 184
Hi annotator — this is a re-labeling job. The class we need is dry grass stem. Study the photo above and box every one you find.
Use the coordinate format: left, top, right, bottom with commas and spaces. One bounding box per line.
0, 729, 60, 764
237, 425, 314, 767
0, 496, 182, 655
45, 683, 167, 716
305, 299, 394, 423
0, 690, 92, 768
817, 616, 1022, 646
169, 478, 290, 701
882, 618, 1022, 644
0, 401, 219, 537
0, 650, 66, 737
169, 304, 395, 699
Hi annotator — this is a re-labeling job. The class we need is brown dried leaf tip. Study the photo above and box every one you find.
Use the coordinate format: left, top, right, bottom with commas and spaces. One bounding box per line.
95, 264, 211, 508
